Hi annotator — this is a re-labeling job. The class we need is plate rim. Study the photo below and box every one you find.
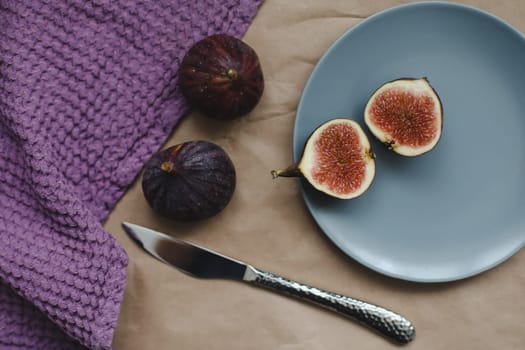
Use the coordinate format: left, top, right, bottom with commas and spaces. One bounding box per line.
293, 1, 525, 282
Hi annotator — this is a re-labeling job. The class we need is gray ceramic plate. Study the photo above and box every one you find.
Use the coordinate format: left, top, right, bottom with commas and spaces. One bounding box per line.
294, 2, 525, 282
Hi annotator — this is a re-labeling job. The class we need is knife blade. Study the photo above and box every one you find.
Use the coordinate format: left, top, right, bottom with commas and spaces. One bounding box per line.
122, 222, 415, 344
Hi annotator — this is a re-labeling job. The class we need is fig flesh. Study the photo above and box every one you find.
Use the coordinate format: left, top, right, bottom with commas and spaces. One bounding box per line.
179, 34, 264, 120
364, 78, 443, 157
142, 141, 236, 221
272, 119, 375, 199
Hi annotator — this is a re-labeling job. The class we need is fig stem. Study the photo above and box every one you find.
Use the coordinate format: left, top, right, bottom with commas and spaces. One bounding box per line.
271, 165, 302, 179
226, 68, 238, 80
160, 161, 175, 173
385, 140, 396, 151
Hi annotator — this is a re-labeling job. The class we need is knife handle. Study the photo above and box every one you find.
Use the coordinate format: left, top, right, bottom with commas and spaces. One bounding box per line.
243, 266, 415, 344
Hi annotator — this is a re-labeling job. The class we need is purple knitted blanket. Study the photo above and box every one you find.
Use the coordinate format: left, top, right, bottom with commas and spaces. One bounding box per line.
0, 1, 261, 349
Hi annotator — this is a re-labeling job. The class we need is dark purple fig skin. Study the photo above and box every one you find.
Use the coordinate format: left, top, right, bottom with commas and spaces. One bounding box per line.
179, 34, 264, 120
142, 141, 236, 221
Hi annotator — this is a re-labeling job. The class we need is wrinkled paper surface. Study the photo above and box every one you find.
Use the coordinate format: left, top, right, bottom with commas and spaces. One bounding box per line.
108, 1, 525, 348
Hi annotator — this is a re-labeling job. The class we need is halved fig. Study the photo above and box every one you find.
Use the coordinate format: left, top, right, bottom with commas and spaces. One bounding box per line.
271, 119, 375, 199
364, 78, 443, 157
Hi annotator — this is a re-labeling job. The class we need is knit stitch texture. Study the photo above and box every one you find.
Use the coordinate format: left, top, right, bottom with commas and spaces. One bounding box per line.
0, 1, 262, 349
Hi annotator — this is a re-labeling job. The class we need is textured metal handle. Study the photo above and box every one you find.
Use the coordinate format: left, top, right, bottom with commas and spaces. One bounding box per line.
243, 266, 415, 344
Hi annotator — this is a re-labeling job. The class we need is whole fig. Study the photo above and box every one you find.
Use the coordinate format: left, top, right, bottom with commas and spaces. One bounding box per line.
179, 34, 264, 120
142, 141, 236, 221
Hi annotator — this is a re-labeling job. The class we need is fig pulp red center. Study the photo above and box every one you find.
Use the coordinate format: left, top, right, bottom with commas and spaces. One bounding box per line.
312, 123, 366, 195
369, 88, 438, 147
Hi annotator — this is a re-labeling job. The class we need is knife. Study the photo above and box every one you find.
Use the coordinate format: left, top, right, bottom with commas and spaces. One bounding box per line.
122, 222, 415, 344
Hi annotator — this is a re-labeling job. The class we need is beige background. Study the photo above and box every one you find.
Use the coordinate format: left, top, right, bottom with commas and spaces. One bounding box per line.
108, 1, 525, 349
